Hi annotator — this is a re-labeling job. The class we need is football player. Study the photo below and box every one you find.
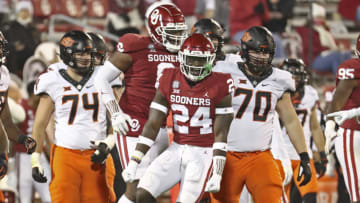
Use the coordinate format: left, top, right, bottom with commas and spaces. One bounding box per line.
0, 31, 37, 182
325, 33, 360, 202
121, 33, 234, 203
30, 30, 114, 202
280, 58, 326, 203
210, 26, 312, 203
93, 3, 187, 203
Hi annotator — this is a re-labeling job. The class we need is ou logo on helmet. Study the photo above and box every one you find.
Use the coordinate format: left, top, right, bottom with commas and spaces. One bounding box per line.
130, 119, 140, 132
150, 9, 161, 25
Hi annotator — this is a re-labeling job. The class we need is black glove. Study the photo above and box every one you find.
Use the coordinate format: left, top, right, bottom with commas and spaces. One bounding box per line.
0, 153, 7, 180
298, 152, 312, 186
315, 151, 328, 178
254, 2, 265, 14
32, 167, 47, 183
18, 135, 37, 154
91, 142, 110, 164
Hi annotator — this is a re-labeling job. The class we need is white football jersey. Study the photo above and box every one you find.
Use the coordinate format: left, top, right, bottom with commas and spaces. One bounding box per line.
283, 85, 319, 160
213, 61, 295, 152
48, 62, 122, 87
35, 63, 108, 150
0, 65, 10, 112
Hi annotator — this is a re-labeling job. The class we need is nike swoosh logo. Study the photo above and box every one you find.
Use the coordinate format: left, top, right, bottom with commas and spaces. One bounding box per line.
86, 85, 93, 88
261, 84, 270, 86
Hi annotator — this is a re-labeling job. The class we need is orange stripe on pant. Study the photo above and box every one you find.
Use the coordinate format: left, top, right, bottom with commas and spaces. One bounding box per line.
285, 159, 318, 198
210, 150, 282, 203
49, 145, 110, 203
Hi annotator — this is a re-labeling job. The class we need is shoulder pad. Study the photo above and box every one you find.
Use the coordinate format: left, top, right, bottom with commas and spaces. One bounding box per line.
336, 58, 360, 80
116, 34, 151, 53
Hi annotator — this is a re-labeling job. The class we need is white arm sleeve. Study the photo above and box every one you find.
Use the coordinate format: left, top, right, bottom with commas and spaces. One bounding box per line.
94, 60, 122, 104
94, 61, 124, 115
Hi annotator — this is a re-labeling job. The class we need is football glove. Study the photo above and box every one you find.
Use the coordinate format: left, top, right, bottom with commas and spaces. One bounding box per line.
324, 120, 337, 154
314, 151, 328, 178
111, 112, 132, 136
298, 152, 312, 186
122, 160, 139, 183
31, 152, 47, 183
0, 153, 8, 180
205, 156, 226, 193
90, 135, 115, 164
18, 135, 37, 154
327, 108, 360, 125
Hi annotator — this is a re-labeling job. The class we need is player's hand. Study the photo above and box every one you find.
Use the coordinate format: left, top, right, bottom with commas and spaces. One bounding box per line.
111, 112, 132, 135
205, 174, 222, 193
122, 160, 138, 183
90, 140, 111, 164
31, 152, 47, 183
315, 151, 328, 178
298, 152, 312, 186
324, 120, 337, 154
283, 164, 293, 186
0, 153, 8, 180
327, 108, 360, 125
18, 135, 37, 154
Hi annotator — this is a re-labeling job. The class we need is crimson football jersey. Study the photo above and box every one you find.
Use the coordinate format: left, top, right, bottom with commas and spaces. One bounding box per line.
336, 58, 360, 130
158, 68, 233, 147
116, 33, 179, 137
14, 99, 35, 153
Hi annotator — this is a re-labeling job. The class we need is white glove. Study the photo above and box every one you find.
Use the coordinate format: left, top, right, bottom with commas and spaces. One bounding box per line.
31, 152, 47, 183
283, 164, 293, 186
122, 160, 138, 183
327, 108, 360, 125
324, 120, 337, 154
205, 174, 222, 193
111, 112, 132, 135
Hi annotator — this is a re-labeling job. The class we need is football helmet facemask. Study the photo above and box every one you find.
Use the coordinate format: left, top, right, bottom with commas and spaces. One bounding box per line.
241, 26, 275, 77
179, 33, 216, 82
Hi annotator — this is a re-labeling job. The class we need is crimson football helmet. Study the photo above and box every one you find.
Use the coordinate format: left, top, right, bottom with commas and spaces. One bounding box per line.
0, 31, 9, 67
179, 33, 216, 82
145, 3, 187, 53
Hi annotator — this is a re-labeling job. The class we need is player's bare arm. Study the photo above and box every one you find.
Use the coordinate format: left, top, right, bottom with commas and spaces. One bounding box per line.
213, 94, 233, 157
109, 51, 133, 72
276, 92, 307, 154
277, 92, 312, 186
31, 94, 54, 183
310, 106, 325, 152
327, 79, 357, 116
32, 94, 54, 154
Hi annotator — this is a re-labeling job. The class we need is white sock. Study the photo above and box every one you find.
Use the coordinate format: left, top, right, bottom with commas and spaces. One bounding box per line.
118, 195, 134, 203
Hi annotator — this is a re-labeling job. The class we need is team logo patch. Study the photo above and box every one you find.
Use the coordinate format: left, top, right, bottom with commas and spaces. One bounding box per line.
148, 44, 155, 52
60, 37, 75, 47
63, 86, 72, 91
241, 32, 252, 42
130, 119, 140, 132
172, 80, 180, 89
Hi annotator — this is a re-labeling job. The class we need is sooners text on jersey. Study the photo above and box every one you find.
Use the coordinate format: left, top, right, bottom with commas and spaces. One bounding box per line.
158, 68, 233, 147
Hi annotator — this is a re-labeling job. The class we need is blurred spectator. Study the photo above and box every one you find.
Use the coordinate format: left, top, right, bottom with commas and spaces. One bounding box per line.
338, 0, 360, 24
195, 0, 216, 20
0, 0, 10, 25
264, 0, 295, 58
296, 3, 351, 75
22, 56, 47, 86
213, 0, 230, 38
107, 0, 145, 37
229, 0, 270, 43
1, 1, 40, 78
